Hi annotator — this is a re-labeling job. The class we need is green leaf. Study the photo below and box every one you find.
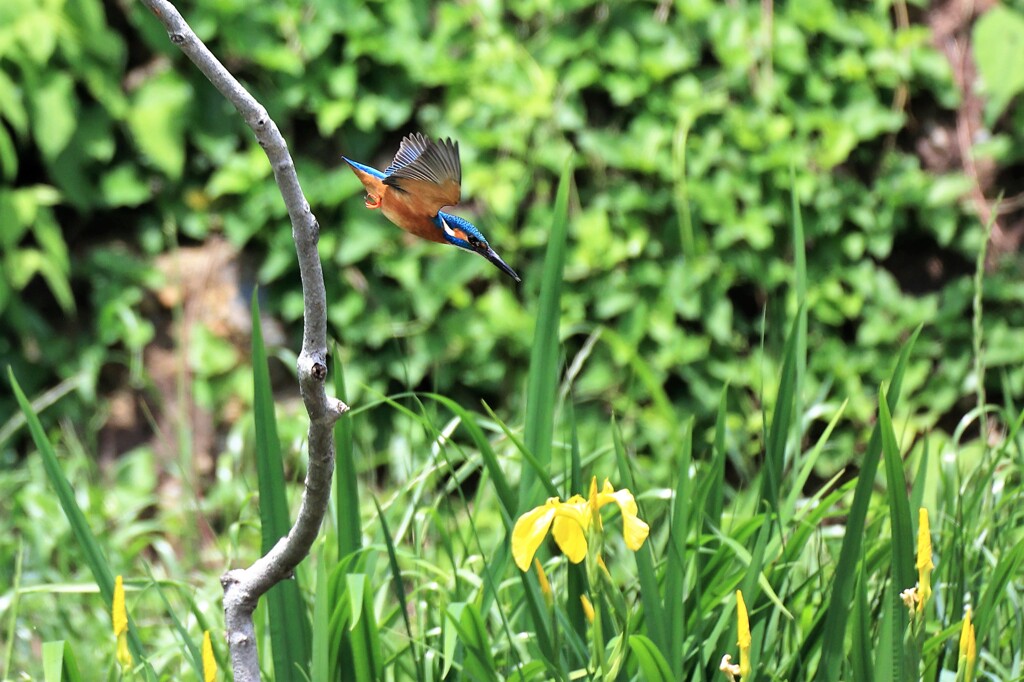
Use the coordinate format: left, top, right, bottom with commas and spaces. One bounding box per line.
445, 603, 498, 682
41, 641, 82, 682
347, 574, 383, 682
973, 6, 1024, 120
100, 164, 152, 207
617, 422, 669, 663
126, 72, 192, 179
372, 496, 421, 677
311, 547, 331, 682
518, 158, 573, 509
9, 370, 155, 680
816, 326, 921, 682
31, 72, 77, 162
250, 290, 312, 681
664, 419, 694, 674
423, 394, 515, 523
333, 346, 361, 559
878, 386, 913, 681
627, 635, 674, 681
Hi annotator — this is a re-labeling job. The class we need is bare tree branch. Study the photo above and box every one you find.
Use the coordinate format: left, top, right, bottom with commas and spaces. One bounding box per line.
137, 1, 348, 679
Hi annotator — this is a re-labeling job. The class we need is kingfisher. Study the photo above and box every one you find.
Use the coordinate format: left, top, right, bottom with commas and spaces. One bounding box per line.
343, 133, 521, 282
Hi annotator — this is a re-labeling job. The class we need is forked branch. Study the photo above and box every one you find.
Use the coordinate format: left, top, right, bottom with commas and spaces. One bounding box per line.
137, 1, 348, 679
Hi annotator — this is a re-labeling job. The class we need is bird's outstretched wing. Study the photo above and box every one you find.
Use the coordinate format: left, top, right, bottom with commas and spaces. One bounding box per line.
383, 133, 462, 213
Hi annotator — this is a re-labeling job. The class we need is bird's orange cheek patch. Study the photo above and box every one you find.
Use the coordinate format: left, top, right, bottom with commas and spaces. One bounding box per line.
451, 228, 467, 242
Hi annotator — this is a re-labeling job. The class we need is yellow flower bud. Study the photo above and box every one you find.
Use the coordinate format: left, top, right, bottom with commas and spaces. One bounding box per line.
915, 508, 933, 612
580, 594, 595, 623
736, 591, 751, 678
202, 630, 217, 682
112, 575, 132, 669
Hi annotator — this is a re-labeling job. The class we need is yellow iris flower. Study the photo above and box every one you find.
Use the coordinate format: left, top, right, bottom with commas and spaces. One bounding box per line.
512, 478, 650, 572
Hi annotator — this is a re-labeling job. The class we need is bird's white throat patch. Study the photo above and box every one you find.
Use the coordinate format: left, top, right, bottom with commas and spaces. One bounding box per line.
440, 216, 456, 239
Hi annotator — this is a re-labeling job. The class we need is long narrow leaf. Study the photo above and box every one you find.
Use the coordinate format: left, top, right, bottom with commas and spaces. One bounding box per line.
9, 370, 154, 679
878, 386, 913, 681
333, 346, 361, 559
372, 496, 422, 678
424, 394, 515, 522
518, 159, 573, 509
762, 308, 803, 514
664, 419, 694, 676
616, 422, 668, 660
817, 326, 921, 681
41, 641, 82, 682
311, 546, 330, 682
250, 291, 311, 680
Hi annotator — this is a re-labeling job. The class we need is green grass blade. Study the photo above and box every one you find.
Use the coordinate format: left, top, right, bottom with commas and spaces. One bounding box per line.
3, 538, 24, 676
872, 584, 896, 682
817, 325, 921, 681
250, 291, 311, 680
790, 165, 808, 499
371, 496, 421, 677
628, 635, 674, 681
41, 641, 82, 682
333, 346, 361, 559
614, 421, 669, 660
705, 385, 729, 531
424, 394, 516, 523
311, 546, 330, 682
762, 308, 803, 515
519, 159, 573, 510
141, 566, 203, 679
347, 574, 383, 682
664, 419, 694, 675
445, 603, 499, 682
850, 566, 873, 682
878, 387, 913, 681
975, 537, 1024, 647
879, 388, 915, 591
9, 369, 153, 677
565, 402, 587, 665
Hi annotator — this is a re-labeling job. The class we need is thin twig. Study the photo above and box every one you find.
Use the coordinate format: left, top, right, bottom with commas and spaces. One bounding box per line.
137, 1, 348, 679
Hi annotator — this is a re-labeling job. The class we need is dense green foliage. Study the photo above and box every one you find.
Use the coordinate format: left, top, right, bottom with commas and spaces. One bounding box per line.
4, 0, 1024, 459
4, 0, 1024, 679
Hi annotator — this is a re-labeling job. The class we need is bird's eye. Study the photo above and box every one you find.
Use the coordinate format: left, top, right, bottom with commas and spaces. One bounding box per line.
467, 235, 482, 248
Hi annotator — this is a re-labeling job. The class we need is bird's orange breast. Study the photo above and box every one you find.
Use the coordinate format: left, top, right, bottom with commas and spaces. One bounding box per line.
381, 197, 447, 243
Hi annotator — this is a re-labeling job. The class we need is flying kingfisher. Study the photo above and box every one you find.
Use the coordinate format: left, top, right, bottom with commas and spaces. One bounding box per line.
343, 133, 521, 282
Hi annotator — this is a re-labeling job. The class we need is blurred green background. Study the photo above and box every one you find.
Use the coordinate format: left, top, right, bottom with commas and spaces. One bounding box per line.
3, 0, 1024, 676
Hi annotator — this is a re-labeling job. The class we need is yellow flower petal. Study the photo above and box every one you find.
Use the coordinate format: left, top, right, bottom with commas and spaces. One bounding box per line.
512, 500, 558, 571
580, 594, 595, 623
598, 482, 650, 551
202, 630, 217, 682
551, 498, 590, 563
533, 559, 553, 606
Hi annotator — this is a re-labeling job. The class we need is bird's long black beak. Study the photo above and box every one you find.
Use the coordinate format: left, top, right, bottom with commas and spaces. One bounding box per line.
482, 246, 521, 283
